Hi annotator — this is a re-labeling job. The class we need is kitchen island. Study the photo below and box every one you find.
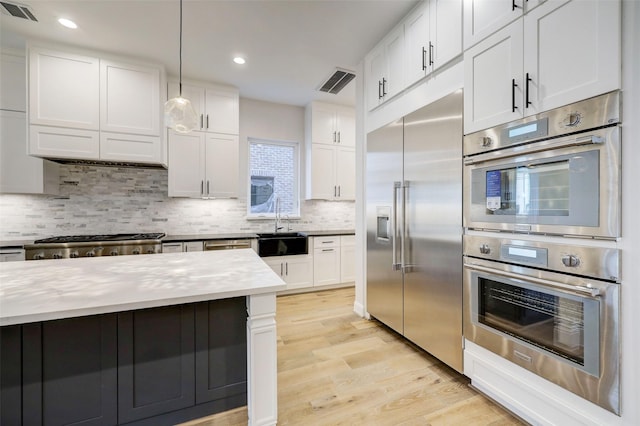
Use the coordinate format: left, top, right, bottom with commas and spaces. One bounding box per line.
0, 249, 285, 426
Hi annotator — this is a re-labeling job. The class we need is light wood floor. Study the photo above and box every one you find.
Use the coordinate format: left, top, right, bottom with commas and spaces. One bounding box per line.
182, 287, 525, 426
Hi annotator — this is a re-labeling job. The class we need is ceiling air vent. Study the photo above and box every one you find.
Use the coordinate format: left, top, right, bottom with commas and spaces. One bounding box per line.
318, 68, 355, 95
0, 1, 37, 21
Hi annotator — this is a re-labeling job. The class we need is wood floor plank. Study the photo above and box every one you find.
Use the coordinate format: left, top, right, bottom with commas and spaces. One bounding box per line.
182, 287, 524, 426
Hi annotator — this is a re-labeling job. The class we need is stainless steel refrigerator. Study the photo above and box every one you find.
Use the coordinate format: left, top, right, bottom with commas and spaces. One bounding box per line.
366, 90, 463, 372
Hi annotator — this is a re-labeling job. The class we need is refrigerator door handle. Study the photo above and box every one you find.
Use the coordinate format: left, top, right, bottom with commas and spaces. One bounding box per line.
401, 180, 410, 273
392, 182, 402, 271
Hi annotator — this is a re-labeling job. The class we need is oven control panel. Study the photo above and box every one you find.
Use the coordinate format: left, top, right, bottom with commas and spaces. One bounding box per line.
463, 234, 620, 282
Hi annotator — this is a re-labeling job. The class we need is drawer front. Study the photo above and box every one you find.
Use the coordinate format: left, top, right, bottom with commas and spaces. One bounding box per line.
313, 236, 339, 249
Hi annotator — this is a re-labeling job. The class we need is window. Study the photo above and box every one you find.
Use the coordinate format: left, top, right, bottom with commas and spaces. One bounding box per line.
248, 139, 300, 217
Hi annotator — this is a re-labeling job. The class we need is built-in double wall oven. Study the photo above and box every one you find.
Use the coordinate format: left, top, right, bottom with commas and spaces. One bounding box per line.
462, 91, 622, 415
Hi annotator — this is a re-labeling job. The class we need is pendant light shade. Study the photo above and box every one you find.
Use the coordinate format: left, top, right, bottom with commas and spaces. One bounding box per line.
164, 0, 198, 133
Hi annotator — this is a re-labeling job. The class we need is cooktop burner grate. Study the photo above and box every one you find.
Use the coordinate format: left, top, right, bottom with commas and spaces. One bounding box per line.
34, 233, 165, 244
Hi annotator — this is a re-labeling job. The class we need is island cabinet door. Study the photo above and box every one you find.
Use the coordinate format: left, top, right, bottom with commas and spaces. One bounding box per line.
195, 298, 248, 405
21, 315, 118, 426
1, 326, 22, 425
117, 305, 195, 424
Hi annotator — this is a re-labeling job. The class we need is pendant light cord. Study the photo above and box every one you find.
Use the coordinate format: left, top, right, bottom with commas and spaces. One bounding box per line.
179, 0, 183, 96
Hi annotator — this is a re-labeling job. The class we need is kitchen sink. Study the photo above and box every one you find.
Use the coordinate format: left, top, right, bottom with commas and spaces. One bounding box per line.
257, 232, 308, 257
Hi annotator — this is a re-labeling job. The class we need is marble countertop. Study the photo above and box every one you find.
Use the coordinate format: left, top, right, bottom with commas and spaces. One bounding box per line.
0, 249, 286, 326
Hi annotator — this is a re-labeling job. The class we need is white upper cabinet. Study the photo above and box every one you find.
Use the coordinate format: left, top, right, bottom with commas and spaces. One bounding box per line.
405, 0, 462, 87
29, 47, 99, 130
204, 133, 239, 198
463, 0, 546, 49
167, 130, 239, 198
1, 52, 26, 112
522, 0, 621, 115
305, 102, 356, 200
1, 110, 59, 195
28, 45, 165, 165
100, 60, 160, 136
366, 26, 405, 111
307, 102, 355, 147
464, 0, 620, 133
464, 20, 524, 133
167, 131, 205, 198
167, 82, 239, 135
1, 51, 59, 195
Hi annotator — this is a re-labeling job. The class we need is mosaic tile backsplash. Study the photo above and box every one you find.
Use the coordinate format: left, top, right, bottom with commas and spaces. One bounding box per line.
0, 165, 355, 240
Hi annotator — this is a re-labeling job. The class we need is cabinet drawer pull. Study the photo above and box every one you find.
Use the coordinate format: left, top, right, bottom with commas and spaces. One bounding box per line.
322, 240, 335, 244
322, 249, 334, 252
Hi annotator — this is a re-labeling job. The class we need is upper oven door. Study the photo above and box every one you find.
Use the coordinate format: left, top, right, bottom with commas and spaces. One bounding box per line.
463, 126, 620, 238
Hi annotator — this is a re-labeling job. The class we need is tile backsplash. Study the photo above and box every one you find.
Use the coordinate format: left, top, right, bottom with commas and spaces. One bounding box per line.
0, 165, 355, 240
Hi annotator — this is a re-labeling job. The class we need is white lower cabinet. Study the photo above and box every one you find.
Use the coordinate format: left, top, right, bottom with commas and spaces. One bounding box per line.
161, 242, 183, 253
339, 235, 355, 283
263, 255, 313, 291
312, 235, 355, 287
313, 236, 341, 286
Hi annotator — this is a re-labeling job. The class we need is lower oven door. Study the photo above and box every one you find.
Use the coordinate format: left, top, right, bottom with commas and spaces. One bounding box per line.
463, 258, 620, 414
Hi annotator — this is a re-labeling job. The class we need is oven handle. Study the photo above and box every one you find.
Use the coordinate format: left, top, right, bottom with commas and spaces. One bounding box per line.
464, 262, 602, 297
463, 134, 605, 165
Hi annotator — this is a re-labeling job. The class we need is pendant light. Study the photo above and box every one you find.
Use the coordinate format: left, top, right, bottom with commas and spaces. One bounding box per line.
164, 0, 198, 133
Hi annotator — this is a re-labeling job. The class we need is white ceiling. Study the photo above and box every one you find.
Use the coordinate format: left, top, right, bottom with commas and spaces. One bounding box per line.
1, 0, 419, 107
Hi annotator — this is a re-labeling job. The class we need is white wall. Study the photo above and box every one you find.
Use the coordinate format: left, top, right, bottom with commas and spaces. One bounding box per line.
0, 98, 355, 241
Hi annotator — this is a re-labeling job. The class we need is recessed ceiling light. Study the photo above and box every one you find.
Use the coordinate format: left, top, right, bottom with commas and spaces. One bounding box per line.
233, 57, 246, 65
58, 18, 77, 29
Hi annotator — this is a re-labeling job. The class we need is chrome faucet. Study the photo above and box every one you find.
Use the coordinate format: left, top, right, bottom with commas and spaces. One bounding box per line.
274, 196, 283, 233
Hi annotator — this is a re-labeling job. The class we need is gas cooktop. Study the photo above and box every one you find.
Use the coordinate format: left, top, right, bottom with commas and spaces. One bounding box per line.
33, 233, 165, 244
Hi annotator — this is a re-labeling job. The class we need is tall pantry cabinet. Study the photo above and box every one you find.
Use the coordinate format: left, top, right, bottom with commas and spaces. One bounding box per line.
167, 82, 239, 198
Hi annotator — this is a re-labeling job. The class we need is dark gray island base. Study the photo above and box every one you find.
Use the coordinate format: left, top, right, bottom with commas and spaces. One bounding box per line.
1, 297, 248, 425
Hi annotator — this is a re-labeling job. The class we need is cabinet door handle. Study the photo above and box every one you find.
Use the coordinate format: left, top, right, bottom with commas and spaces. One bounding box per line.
378, 80, 383, 99
207, 180, 210, 195
428, 41, 434, 66
511, 79, 518, 113
422, 47, 427, 71
200, 114, 204, 129
382, 78, 387, 96
201, 180, 204, 195
285, 262, 288, 275
338, 185, 341, 197
333, 131, 337, 142
280, 263, 283, 276
512, 0, 521, 10
337, 131, 341, 143
334, 186, 337, 197
525, 73, 532, 108
206, 114, 209, 129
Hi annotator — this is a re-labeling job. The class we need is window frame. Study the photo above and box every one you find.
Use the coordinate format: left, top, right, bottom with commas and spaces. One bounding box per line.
246, 137, 301, 219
